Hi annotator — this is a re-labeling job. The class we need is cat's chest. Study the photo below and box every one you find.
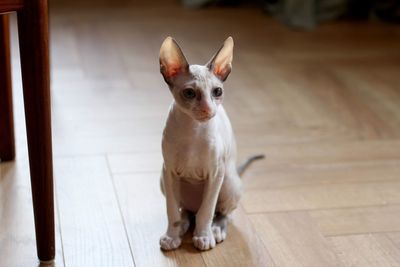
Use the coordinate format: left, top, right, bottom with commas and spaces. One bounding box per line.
162, 129, 222, 180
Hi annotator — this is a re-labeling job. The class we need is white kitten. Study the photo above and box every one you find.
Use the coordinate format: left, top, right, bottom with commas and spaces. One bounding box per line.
158, 37, 263, 251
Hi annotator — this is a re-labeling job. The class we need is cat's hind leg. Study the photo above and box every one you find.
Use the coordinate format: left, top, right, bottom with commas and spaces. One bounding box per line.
213, 167, 242, 243
212, 212, 228, 243
178, 209, 192, 236
216, 168, 242, 216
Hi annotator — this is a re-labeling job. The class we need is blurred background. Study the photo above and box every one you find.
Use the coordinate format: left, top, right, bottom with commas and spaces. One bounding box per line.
1, 0, 400, 266
184, 0, 400, 29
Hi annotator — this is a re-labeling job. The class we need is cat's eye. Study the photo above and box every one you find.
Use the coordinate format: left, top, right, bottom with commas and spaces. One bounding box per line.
212, 87, 223, 97
182, 88, 196, 99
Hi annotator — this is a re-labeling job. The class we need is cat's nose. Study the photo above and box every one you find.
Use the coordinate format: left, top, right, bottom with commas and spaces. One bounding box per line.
199, 108, 212, 117
196, 105, 215, 121
198, 102, 213, 114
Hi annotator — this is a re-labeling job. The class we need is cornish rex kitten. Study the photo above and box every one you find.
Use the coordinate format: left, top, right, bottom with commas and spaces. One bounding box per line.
159, 37, 262, 251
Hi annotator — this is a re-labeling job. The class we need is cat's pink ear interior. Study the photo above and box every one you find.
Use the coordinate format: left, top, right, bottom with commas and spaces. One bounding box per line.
159, 37, 189, 83
207, 37, 234, 81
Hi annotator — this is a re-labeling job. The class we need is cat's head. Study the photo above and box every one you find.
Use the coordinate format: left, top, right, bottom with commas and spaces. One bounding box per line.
159, 37, 234, 122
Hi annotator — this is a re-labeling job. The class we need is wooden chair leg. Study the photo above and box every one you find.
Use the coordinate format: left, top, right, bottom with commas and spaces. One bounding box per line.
17, 0, 55, 262
0, 14, 15, 162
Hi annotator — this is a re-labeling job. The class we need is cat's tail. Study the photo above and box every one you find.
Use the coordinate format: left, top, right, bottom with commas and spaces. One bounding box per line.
237, 154, 265, 177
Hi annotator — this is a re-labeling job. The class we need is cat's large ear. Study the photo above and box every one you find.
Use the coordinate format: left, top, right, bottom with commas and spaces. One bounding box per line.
159, 37, 189, 84
207, 37, 234, 81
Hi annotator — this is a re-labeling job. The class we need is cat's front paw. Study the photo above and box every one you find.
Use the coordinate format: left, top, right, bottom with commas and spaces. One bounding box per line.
160, 234, 182, 251
193, 230, 216, 250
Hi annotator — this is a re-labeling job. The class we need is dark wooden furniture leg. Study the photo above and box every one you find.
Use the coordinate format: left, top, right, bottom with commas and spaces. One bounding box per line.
17, 0, 55, 262
0, 14, 15, 162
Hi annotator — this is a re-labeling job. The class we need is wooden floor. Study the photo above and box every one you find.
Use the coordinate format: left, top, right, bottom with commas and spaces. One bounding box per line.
1, 0, 400, 266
